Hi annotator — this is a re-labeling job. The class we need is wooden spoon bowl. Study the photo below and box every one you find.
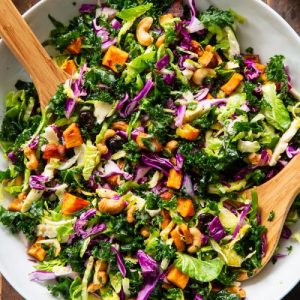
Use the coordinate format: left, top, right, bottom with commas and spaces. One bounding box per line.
239, 154, 300, 280
0, 0, 68, 109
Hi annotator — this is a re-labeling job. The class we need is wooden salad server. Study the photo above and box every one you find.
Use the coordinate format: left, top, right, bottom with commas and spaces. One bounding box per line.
0, 0, 68, 109
240, 154, 300, 280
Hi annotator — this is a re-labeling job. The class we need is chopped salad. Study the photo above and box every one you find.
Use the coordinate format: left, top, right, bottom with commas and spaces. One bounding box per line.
1, 0, 300, 299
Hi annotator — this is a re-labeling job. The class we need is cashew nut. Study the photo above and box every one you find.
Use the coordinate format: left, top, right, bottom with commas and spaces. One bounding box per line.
155, 35, 165, 48
112, 121, 129, 131
24, 147, 39, 170
140, 227, 150, 238
127, 204, 137, 223
88, 260, 108, 292
159, 14, 174, 26
165, 140, 179, 155
98, 197, 126, 215
192, 68, 216, 86
97, 129, 116, 155
187, 227, 202, 254
136, 17, 154, 47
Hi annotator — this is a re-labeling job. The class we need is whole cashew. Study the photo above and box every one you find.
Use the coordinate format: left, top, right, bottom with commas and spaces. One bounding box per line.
127, 204, 137, 223
136, 17, 154, 46
98, 197, 126, 215
88, 259, 108, 292
140, 227, 150, 238
155, 35, 165, 48
112, 121, 129, 131
187, 227, 202, 254
24, 147, 39, 170
97, 129, 116, 155
165, 140, 179, 155
192, 68, 216, 86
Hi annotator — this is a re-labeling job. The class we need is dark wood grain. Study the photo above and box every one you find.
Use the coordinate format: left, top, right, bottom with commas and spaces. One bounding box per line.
1, 0, 300, 299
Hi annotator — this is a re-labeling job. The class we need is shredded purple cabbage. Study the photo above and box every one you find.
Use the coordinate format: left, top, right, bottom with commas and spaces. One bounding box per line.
29, 136, 39, 150
244, 60, 262, 81
141, 153, 174, 176
29, 175, 49, 190
194, 294, 204, 300
156, 54, 170, 71
175, 105, 186, 128
100, 160, 133, 180
29, 266, 77, 282
137, 250, 162, 300
7, 151, 17, 164
79, 3, 97, 13
281, 226, 292, 239
65, 98, 76, 119
117, 80, 154, 117
208, 216, 226, 241
261, 232, 267, 258
74, 209, 106, 239
194, 88, 209, 101
111, 18, 121, 30
134, 165, 151, 183
232, 204, 251, 239
163, 72, 176, 85
182, 174, 194, 197
286, 145, 300, 159
112, 247, 127, 277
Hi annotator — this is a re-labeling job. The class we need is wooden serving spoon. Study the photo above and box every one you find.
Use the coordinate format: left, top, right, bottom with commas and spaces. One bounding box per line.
0, 0, 68, 109
239, 154, 300, 280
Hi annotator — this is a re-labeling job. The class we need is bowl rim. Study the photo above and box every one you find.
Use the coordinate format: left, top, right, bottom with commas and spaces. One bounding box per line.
0, 0, 299, 299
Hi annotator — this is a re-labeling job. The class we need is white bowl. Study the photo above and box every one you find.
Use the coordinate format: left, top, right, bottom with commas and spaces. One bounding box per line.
0, 0, 300, 299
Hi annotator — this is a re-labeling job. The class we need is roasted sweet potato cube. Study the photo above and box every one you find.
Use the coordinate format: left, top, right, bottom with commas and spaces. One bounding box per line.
177, 198, 195, 218
61, 192, 89, 215
63, 123, 83, 149
167, 266, 189, 289
176, 124, 200, 141
167, 169, 183, 190
170, 227, 186, 252
179, 223, 193, 244
102, 46, 129, 73
63, 59, 78, 75
28, 238, 47, 262
221, 73, 244, 95
136, 132, 163, 152
8, 192, 27, 212
161, 209, 171, 230
67, 37, 82, 54
43, 144, 66, 160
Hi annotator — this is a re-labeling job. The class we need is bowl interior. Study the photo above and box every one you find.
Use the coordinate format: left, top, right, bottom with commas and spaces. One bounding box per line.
0, 0, 299, 299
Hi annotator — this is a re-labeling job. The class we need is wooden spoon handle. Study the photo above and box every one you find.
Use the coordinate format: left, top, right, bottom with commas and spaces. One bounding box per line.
0, 0, 67, 109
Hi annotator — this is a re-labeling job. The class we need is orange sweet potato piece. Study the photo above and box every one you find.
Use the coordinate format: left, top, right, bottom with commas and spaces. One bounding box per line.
191, 40, 203, 56
8, 192, 27, 212
167, 169, 183, 190
62, 192, 89, 215
170, 227, 186, 252
63, 123, 84, 149
63, 59, 78, 75
199, 50, 217, 68
28, 238, 47, 262
177, 198, 195, 218
136, 132, 163, 152
221, 73, 244, 95
161, 209, 171, 230
256, 63, 266, 72
43, 144, 66, 160
67, 37, 82, 54
176, 124, 200, 141
102, 46, 129, 73
160, 191, 173, 200
167, 266, 189, 289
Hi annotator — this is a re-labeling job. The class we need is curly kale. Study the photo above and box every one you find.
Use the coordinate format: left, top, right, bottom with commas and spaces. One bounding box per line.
0, 200, 44, 241
200, 6, 235, 28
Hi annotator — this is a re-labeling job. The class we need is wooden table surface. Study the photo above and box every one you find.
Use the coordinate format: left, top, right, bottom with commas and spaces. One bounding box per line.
1, 0, 300, 299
